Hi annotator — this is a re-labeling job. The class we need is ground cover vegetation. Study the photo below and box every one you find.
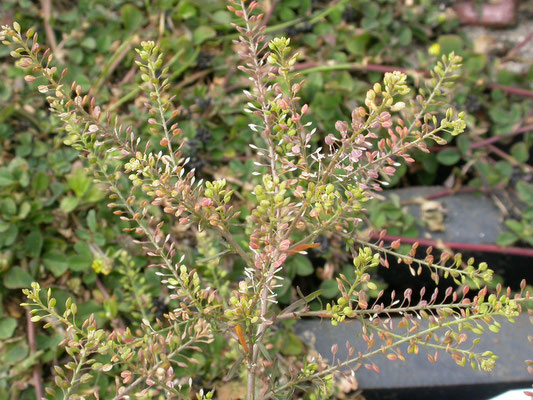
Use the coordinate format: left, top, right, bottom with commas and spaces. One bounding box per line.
0, 0, 532, 399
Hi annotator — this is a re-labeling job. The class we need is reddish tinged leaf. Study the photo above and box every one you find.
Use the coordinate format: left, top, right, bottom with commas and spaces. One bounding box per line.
287, 242, 320, 255
235, 324, 249, 353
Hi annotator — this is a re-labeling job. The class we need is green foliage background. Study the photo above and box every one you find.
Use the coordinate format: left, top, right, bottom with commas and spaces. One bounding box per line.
0, 0, 532, 397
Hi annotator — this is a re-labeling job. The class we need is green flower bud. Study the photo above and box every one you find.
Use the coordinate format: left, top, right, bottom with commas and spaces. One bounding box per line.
343, 307, 353, 317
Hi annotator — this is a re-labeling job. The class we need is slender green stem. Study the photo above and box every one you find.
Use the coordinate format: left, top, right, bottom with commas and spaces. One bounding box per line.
107, 49, 189, 113
267, 312, 498, 398
128, 269, 149, 321
63, 346, 88, 400
98, 162, 206, 315
153, 85, 176, 164
277, 300, 480, 320
364, 321, 487, 365
356, 238, 478, 281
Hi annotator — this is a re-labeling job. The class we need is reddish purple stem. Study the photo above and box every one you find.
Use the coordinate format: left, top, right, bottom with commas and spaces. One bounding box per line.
424, 186, 480, 200
26, 309, 44, 399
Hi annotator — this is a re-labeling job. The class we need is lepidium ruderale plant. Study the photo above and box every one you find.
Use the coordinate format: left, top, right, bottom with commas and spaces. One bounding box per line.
2, 1, 531, 398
